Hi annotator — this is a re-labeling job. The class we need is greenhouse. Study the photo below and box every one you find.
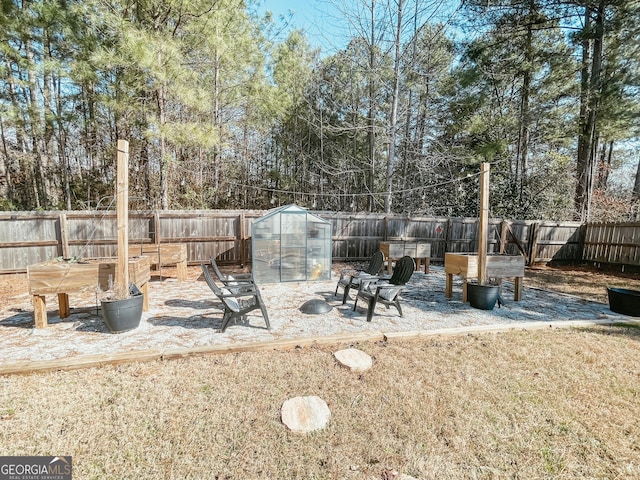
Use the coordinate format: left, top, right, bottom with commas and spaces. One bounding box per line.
251, 205, 332, 283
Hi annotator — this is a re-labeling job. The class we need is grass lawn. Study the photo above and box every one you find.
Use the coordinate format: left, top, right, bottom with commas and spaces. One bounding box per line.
1, 324, 639, 479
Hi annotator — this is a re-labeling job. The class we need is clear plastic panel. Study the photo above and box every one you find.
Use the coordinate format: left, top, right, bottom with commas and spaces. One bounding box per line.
252, 205, 332, 283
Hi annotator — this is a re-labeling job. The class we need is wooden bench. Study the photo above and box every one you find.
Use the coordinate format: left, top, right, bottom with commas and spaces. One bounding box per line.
131, 243, 188, 282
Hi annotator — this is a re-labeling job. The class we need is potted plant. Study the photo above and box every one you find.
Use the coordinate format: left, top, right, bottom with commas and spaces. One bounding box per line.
467, 281, 502, 310
607, 287, 640, 316
100, 276, 144, 333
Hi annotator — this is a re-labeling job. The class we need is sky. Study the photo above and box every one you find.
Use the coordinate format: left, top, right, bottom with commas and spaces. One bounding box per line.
255, 0, 466, 56
256, 0, 346, 54
254, 1, 638, 189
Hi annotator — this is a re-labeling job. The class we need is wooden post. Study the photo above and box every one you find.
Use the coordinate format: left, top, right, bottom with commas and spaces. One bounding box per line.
33, 295, 47, 329
153, 210, 161, 245
59, 212, 70, 259
239, 212, 246, 268
57, 293, 70, 318
499, 219, 508, 254
579, 223, 587, 263
528, 222, 540, 266
383, 216, 389, 241
116, 139, 129, 297
445, 217, 452, 258
478, 162, 490, 285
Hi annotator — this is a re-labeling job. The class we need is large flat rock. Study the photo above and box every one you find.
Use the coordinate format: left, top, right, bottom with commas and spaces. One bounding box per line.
334, 348, 373, 372
281, 395, 331, 434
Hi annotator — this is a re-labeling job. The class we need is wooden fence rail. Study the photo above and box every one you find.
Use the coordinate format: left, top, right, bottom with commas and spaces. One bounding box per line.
0, 210, 632, 274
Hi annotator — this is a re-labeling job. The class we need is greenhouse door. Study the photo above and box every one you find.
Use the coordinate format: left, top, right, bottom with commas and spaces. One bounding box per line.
280, 210, 307, 282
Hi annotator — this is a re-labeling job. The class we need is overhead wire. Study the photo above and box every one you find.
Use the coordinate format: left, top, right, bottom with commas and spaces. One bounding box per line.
230, 159, 503, 199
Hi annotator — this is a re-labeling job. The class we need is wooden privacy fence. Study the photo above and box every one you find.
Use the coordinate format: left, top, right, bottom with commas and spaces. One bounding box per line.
582, 222, 640, 267
326, 213, 583, 266
0, 210, 262, 273
0, 209, 630, 274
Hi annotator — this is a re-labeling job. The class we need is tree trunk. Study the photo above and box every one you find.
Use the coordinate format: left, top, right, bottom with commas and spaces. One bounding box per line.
157, 84, 169, 210
367, 0, 376, 213
596, 140, 613, 190
42, 34, 57, 206
4, 59, 26, 153
385, 0, 403, 214
516, 11, 533, 206
368, 0, 376, 212
54, 75, 72, 210
25, 39, 46, 209
574, 2, 604, 222
213, 47, 221, 196
633, 157, 640, 201
84, 82, 98, 170
0, 116, 11, 203
401, 0, 419, 212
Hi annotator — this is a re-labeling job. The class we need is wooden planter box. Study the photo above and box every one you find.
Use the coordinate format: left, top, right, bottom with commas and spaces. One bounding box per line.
380, 242, 431, 274
130, 243, 187, 281
27, 256, 151, 328
444, 253, 525, 302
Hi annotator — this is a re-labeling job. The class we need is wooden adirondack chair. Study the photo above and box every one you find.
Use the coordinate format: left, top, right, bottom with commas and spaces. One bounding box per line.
334, 251, 385, 304
201, 263, 270, 332
353, 255, 415, 322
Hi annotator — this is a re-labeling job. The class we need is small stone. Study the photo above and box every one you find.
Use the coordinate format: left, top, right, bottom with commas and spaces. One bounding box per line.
281, 396, 331, 434
334, 348, 373, 372
382, 470, 418, 480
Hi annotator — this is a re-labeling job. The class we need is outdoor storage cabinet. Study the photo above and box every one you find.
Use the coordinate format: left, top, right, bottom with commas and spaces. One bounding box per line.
251, 205, 332, 283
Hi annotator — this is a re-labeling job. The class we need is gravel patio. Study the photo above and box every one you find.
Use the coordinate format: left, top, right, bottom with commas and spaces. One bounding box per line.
0, 264, 628, 372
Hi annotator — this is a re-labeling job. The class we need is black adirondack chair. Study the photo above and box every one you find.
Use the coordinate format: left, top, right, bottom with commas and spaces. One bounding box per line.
334, 251, 385, 304
353, 255, 415, 322
201, 263, 270, 332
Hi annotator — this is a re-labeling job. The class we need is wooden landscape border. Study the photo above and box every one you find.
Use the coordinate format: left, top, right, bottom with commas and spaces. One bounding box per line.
1, 319, 635, 377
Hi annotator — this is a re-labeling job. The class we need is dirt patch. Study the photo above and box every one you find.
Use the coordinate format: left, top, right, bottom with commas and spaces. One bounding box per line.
524, 263, 640, 303
0, 272, 28, 302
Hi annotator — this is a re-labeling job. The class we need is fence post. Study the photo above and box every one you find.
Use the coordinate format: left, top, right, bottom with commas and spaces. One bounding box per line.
153, 211, 161, 245
579, 223, 587, 263
499, 219, 508, 254
383, 216, 389, 241
528, 222, 540, 266
58, 212, 69, 258
240, 212, 246, 268
445, 217, 453, 254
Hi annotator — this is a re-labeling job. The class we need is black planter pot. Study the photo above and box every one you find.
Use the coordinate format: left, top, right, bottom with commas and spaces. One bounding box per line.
467, 283, 500, 310
607, 287, 640, 317
101, 290, 144, 333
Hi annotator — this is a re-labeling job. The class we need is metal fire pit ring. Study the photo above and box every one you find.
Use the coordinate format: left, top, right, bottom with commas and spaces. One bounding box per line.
299, 299, 333, 314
